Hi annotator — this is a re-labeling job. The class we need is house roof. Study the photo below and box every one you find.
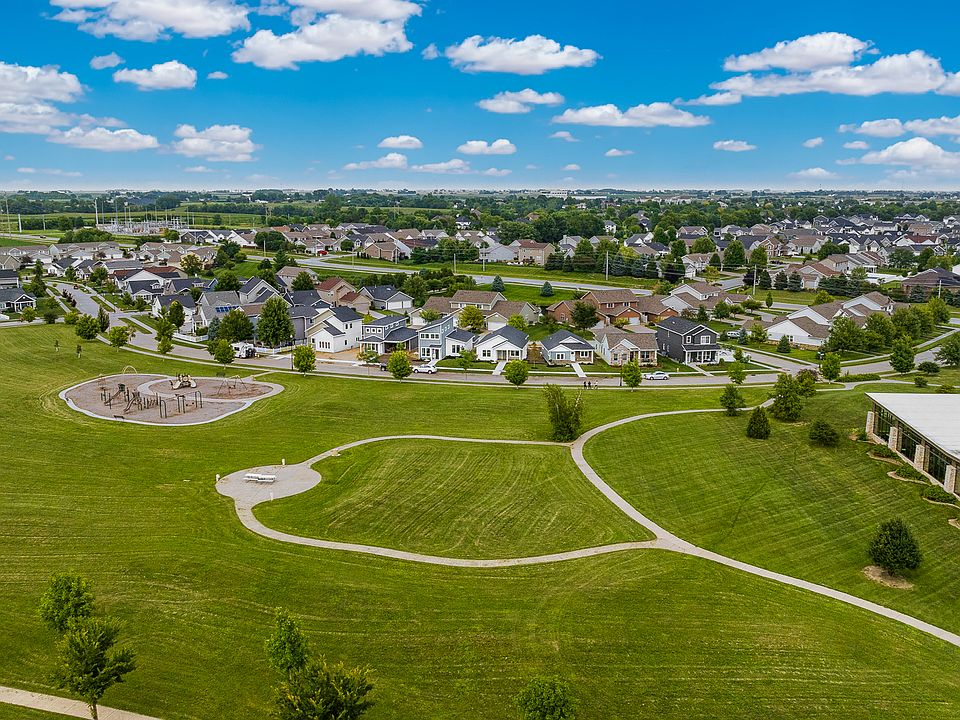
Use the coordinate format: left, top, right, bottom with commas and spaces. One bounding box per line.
867, 393, 960, 461
477, 325, 529, 347
0, 288, 34, 301
540, 330, 593, 352
448, 328, 475, 342
657, 316, 713, 334
585, 288, 636, 304
317, 276, 349, 291
451, 290, 504, 305
366, 314, 406, 327
329, 306, 361, 322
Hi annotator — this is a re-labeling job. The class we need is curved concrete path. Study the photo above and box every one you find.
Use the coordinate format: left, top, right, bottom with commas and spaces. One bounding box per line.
221, 419, 960, 651
0, 685, 159, 720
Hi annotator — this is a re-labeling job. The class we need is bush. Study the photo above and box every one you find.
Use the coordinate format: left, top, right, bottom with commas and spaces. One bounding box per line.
855, 428, 868, 442
869, 445, 898, 459
895, 465, 927, 482
543, 385, 584, 442
840, 372, 882, 382
920, 485, 957, 505
63, 310, 79, 325
516, 677, 576, 720
917, 361, 940, 375
746, 406, 770, 439
868, 518, 922, 574
914, 376, 929, 387
809, 419, 840, 447
776, 335, 791, 353
936, 384, 956, 394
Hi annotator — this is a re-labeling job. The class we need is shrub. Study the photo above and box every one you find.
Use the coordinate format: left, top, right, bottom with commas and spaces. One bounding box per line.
895, 465, 927, 482
746, 406, 770, 439
914, 376, 929, 387
63, 310, 79, 325
543, 385, 584, 442
868, 518, 922, 574
920, 485, 957, 505
516, 677, 576, 720
719, 384, 745, 416
917, 361, 940, 375
936, 384, 956, 394
776, 336, 791, 353
840, 372, 882, 382
855, 428, 868, 442
869, 445, 898, 459
809, 419, 840, 447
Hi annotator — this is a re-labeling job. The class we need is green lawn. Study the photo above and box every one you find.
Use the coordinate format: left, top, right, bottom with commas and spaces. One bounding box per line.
482, 281, 577, 306
585, 385, 960, 637
745, 288, 821, 305
4, 326, 960, 719
256, 439, 648, 557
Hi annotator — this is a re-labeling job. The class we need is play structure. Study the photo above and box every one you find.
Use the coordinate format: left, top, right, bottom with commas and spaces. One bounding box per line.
63, 372, 283, 426
170, 374, 197, 390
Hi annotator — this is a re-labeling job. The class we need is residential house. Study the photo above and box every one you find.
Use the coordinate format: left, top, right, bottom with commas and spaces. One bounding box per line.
359, 315, 417, 356
593, 327, 658, 366
901, 268, 960, 298
539, 330, 595, 365
315, 276, 356, 304
475, 325, 530, 363
307, 306, 363, 353
656, 317, 720, 364
546, 300, 577, 325
515, 241, 555, 266
152, 294, 198, 333
0, 270, 19, 288
196, 291, 242, 328
417, 314, 476, 361
359, 285, 414, 311
239, 277, 281, 305
0, 288, 36, 312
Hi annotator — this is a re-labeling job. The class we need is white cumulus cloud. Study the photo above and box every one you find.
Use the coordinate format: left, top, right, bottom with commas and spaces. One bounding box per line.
477, 88, 564, 114
421, 43, 439, 60
113, 60, 197, 90
713, 139, 756, 152
724, 32, 872, 72
411, 158, 472, 174
445, 35, 599, 75
48, 126, 159, 151
343, 152, 408, 170
839, 118, 906, 137
563, 163, 580, 171
843, 140, 870, 150
207, 70, 229, 80
172, 123, 257, 161
802, 136, 824, 148
790, 167, 838, 179
858, 137, 960, 173
378, 134, 422, 149
553, 102, 710, 128
457, 138, 516, 155
549, 130, 577, 142
49, 0, 251, 41
90, 52, 124, 70
604, 148, 633, 157
682, 91, 742, 106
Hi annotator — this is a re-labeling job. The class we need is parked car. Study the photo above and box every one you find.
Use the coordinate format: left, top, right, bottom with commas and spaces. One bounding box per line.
643, 371, 670, 381
413, 364, 438, 374
726, 329, 742, 339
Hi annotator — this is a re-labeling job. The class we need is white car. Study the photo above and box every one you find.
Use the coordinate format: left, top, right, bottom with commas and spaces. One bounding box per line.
643, 371, 670, 381
726, 330, 742, 339
413, 364, 438, 374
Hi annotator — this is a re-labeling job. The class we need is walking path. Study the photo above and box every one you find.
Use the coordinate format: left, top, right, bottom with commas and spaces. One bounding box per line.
217, 413, 960, 651
0, 685, 160, 720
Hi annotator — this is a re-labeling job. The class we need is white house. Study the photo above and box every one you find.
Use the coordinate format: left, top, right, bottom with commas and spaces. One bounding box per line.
475, 325, 529, 363
307, 306, 363, 353
539, 330, 595, 365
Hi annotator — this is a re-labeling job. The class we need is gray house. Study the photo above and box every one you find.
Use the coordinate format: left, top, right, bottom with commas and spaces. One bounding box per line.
359, 315, 417, 356
655, 316, 719, 365
417, 314, 475, 361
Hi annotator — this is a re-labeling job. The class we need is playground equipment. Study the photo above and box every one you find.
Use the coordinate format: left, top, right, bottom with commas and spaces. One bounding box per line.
102, 383, 128, 407
217, 375, 248, 395
170, 374, 197, 390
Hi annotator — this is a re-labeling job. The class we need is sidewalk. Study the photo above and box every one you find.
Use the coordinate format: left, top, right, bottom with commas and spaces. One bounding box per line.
0, 685, 160, 720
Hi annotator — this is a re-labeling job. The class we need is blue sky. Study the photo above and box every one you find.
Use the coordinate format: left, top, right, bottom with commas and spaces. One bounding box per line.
2, 0, 960, 191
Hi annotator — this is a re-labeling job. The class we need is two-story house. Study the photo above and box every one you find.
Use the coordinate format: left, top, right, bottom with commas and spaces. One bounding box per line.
417, 314, 476, 361
307, 306, 363, 353
656, 317, 719, 365
359, 315, 418, 356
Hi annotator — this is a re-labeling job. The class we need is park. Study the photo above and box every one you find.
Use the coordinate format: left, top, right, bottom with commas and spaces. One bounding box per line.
2, 322, 960, 720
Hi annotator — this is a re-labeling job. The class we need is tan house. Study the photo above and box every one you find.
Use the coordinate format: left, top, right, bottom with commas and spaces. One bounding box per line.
515, 241, 555, 266
317, 276, 358, 304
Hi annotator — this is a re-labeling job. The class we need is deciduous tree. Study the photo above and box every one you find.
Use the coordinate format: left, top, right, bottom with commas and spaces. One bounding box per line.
503, 360, 529, 388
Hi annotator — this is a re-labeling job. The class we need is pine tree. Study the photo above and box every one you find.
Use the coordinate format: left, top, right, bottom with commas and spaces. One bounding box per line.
787, 271, 803, 292
720, 384, 745, 415
746, 406, 771, 439
491, 275, 505, 292
774, 272, 788, 290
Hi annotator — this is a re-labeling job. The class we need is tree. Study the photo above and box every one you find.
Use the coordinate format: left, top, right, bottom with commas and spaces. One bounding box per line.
820, 352, 842, 381
787, 272, 802, 292
770, 373, 803, 421
696, 305, 709, 322
218, 309, 255, 344
180, 254, 203, 276
75, 314, 99, 340
458, 305, 486, 334
723, 240, 745, 268
257, 296, 294, 348
273, 247, 293, 271
340, 239, 354, 253
402, 275, 428, 306
293, 345, 316, 374
503, 360, 529, 388
927, 296, 950, 324
765, 291, 774, 308
97, 307, 110, 333
543, 384, 584, 442
274, 658, 374, 720
774, 272, 788, 291
507, 314, 528, 332
809, 419, 840, 447
216, 271, 242, 292
889, 337, 916, 374
106, 326, 131, 351
727, 361, 746, 385
44, 308, 58, 324
826, 316, 863, 352
157, 336, 173, 355
167, 301, 185, 330
39, 573, 94, 635
387, 350, 412, 380
21, 306, 36, 322
291, 271, 316, 292
814, 289, 833, 304
796, 368, 818, 397
621, 360, 642, 389
720, 384, 745, 416
491, 275, 505, 292
570, 301, 599, 331
749, 323, 768, 345
29, 260, 46, 296
776, 335, 791, 353
419, 309, 442, 323
757, 270, 772, 290
746, 406, 771, 439
749, 246, 768, 268
540, 282, 554, 298
53, 617, 136, 720
212, 339, 235, 366
90, 267, 108, 287
357, 349, 379, 365
868, 518, 922, 575
266, 607, 309, 678
516, 677, 576, 720
457, 348, 477, 377
691, 235, 715, 254
935, 333, 960, 367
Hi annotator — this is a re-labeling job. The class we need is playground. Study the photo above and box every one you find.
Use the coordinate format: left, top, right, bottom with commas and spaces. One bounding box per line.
60, 370, 282, 426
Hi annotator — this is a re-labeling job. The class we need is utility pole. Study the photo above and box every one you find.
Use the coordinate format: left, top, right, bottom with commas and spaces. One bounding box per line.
605, 250, 609, 281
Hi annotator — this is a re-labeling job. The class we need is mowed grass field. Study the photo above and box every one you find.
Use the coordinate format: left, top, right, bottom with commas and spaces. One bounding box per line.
256, 440, 648, 557
2, 325, 960, 718
585, 386, 960, 636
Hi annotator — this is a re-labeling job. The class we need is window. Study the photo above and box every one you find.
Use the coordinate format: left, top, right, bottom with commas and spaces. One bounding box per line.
701, 336, 710, 345
686, 335, 693, 343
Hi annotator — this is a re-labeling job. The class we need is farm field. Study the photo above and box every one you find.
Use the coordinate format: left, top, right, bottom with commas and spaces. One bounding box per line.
2, 324, 960, 719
